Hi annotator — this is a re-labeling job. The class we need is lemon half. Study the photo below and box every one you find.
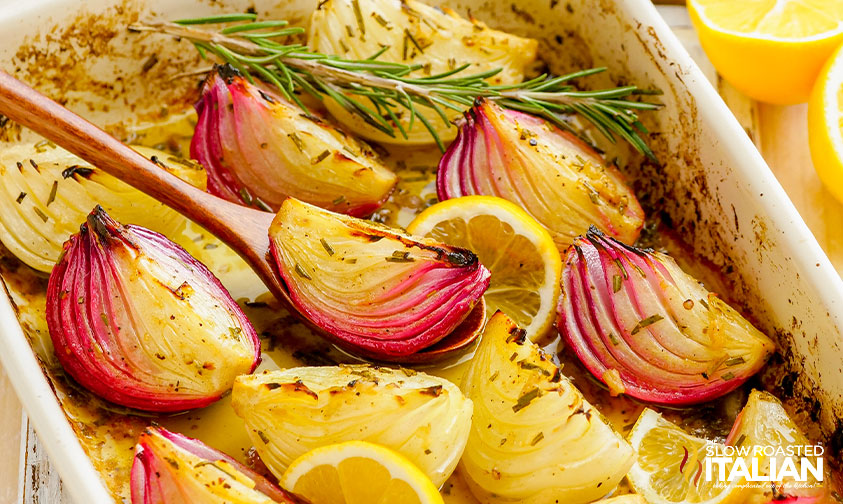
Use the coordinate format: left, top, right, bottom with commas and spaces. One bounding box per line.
809, 39, 843, 204
689, 0, 843, 104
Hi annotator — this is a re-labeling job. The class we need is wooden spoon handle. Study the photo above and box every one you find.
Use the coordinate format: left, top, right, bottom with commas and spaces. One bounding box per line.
0, 69, 281, 294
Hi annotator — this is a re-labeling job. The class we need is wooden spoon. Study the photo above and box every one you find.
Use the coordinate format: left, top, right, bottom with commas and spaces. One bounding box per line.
0, 70, 483, 363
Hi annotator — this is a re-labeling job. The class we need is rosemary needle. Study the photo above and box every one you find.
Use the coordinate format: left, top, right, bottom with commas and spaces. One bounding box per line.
131, 14, 661, 159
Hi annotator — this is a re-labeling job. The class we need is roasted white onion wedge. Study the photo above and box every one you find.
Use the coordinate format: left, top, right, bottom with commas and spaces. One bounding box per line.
437, 99, 644, 249
460, 311, 634, 504
231, 365, 473, 487
557, 228, 775, 405
308, 0, 538, 145
46, 207, 260, 412
131, 426, 305, 504
0, 143, 205, 272
191, 65, 397, 215
269, 198, 490, 359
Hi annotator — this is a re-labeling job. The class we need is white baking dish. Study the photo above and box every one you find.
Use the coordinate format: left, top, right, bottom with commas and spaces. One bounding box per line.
1, 0, 841, 501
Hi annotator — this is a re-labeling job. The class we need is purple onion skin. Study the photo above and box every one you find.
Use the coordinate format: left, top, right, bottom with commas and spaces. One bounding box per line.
191, 65, 396, 216
557, 227, 774, 405
131, 426, 306, 504
46, 207, 260, 412
269, 198, 490, 358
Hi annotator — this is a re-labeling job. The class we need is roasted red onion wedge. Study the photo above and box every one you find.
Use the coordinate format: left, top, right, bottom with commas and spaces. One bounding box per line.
557, 228, 775, 405
191, 65, 397, 215
437, 99, 644, 248
269, 198, 491, 359
46, 207, 260, 412
131, 426, 305, 504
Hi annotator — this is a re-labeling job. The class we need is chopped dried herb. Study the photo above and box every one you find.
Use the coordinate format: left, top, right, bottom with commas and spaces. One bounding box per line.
530, 431, 544, 446
725, 356, 746, 367
332, 195, 346, 205
15, 192, 26, 204
294, 263, 312, 279
630, 314, 663, 335
404, 28, 424, 54
254, 197, 273, 212
372, 12, 391, 28
386, 250, 414, 262
512, 387, 541, 413
320, 238, 335, 256
238, 187, 254, 205
46, 180, 58, 206
289, 132, 305, 151
612, 274, 623, 292
33, 207, 49, 222
351, 0, 366, 36
614, 258, 628, 279
518, 361, 551, 376
312, 149, 331, 164
704, 355, 729, 379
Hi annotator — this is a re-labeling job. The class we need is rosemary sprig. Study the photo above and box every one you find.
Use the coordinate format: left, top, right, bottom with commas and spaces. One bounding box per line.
130, 13, 661, 158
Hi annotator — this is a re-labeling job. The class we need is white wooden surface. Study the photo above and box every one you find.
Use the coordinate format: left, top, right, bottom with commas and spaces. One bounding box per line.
0, 3, 838, 502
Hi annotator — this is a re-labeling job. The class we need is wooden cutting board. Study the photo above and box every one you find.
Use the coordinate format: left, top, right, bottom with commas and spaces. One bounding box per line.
2, 4, 841, 502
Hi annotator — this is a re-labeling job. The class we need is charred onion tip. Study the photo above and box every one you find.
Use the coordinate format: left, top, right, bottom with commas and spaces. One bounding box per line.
215, 62, 242, 83
85, 205, 119, 242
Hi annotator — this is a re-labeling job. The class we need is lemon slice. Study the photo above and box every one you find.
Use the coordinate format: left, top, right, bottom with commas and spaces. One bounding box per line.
627, 409, 745, 504
281, 441, 444, 504
406, 195, 562, 341
809, 40, 843, 204
688, 0, 843, 104
727, 390, 828, 502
